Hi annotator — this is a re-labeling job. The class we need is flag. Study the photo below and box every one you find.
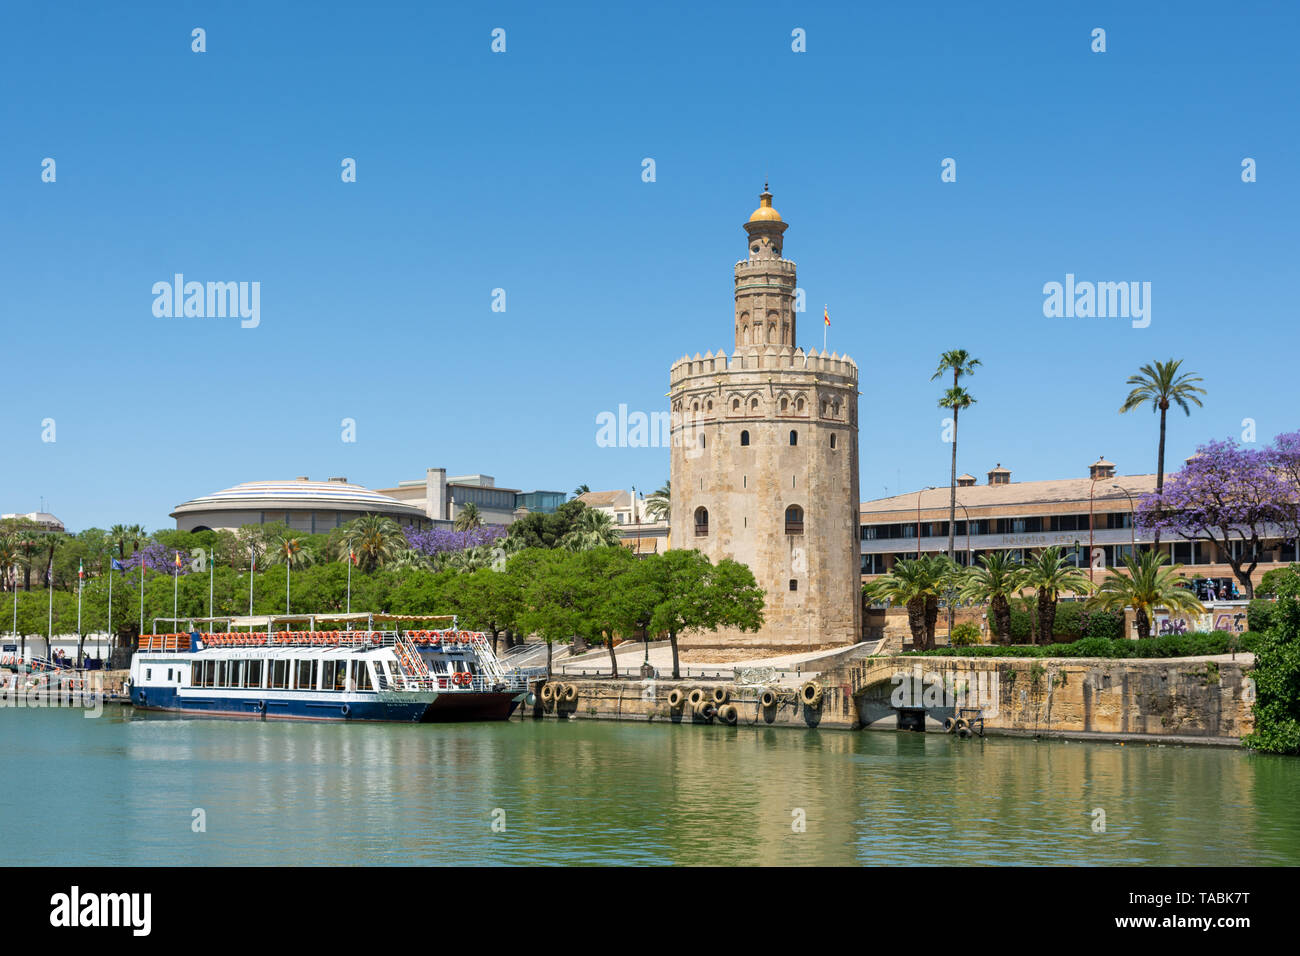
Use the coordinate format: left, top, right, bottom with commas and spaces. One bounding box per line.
823, 305, 830, 327
111, 558, 124, 573
250, 548, 256, 572
77, 559, 84, 581
349, 549, 358, 566
174, 551, 182, 569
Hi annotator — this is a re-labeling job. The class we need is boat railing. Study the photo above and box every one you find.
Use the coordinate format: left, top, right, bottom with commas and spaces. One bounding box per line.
373, 670, 535, 694
138, 629, 496, 653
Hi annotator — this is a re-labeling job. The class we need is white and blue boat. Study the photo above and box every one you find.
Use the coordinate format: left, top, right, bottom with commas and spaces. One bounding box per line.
127, 613, 541, 722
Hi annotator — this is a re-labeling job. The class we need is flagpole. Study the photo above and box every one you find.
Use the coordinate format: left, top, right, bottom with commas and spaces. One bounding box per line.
173, 553, 179, 634
77, 560, 83, 666
139, 557, 145, 638
248, 546, 255, 616
209, 548, 214, 622
346, 553, 352, 615
47, 560, 53, 663
107, 563, 112, 663
823, 303, 827, 353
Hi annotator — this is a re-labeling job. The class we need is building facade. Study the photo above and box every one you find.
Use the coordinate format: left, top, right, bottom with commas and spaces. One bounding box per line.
860, 456, 1299, 595
668, 188, 861, 650
171, 478, 431, 533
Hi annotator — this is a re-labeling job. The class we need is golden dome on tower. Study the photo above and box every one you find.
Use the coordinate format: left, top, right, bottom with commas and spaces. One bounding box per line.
748, 185, 782, 223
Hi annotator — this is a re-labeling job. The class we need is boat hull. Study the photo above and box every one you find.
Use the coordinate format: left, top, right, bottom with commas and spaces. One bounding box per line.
129, 686, 521, 723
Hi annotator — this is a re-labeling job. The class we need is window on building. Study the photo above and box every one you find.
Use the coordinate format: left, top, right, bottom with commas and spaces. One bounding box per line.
830, 434, 836, 449
694, 507, 709, 536
789, 430, 798, 446
789, 579, 798, 592
785, 505, 804, 535
740, 430, 750, 446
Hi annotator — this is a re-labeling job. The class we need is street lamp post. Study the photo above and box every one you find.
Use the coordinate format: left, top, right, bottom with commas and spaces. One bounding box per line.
916, 486, 936, 559
1111, 483, 1136, 555
1088, 477, 1100, 582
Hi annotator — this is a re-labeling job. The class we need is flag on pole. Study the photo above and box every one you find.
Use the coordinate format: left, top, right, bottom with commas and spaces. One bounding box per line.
111, 558, 124, 573
349, 549, 358, 566
823, 305, 830, 327
174, 551, 182, 569
77, 559, 84, 581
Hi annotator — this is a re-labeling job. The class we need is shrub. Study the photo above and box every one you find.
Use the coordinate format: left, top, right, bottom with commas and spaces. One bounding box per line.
1258, 564, 1300, 598
1243, 595, 1300, 755
902, 631, 1261, 659
1248, 599, 1277, 634
1080, 608, 1125, 641
950, 622, 981, 646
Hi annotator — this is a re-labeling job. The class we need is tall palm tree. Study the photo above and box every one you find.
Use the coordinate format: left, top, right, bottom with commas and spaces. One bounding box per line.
560, 507, 622, 552
932, 350, 980, 562
572, 484, 591, 499
1087, 551, 1205, 640
958, 552, 1025, 644
453, 502, 483, 532
1020, 547, 1092, 645
864, 555, 954, 650
1119, 359, 1206, 548
645, 479, 671, 522
273, 536, 312, 612
109, 524, 130, 560
0, 534, 19, 594
338, 514, 405, 573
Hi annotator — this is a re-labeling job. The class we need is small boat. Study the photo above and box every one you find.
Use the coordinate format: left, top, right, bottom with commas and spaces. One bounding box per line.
126, 612, 542, 722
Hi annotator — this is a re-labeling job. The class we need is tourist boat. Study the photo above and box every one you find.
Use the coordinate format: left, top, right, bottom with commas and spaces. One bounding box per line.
126, 613, 542, 722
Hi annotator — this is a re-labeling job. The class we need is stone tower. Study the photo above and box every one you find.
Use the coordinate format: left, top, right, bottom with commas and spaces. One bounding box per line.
668, 188, 861, 651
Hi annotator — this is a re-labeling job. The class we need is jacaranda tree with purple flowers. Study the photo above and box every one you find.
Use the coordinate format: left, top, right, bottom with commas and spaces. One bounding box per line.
1136, 437, 1293, 598
404, 525, 505, 558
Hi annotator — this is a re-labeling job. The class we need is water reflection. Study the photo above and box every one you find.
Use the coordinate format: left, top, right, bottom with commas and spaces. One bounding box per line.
0, 707, 1295, 866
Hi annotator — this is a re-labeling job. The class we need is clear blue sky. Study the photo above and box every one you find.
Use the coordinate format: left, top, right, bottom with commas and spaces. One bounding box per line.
2, 1, 1297, 532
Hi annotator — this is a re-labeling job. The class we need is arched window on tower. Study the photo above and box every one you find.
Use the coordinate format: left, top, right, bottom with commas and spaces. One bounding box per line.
789, 430, 798, 446
694, 507, 709, 537
750, 397, 759, 412
785, 505, 805, 535
830, 433, 837, 449
740, 430, 750, 446
780, 397, 788, 413
732, 398, 741, 412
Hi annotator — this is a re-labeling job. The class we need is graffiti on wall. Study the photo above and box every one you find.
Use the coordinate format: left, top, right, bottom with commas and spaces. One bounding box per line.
1154, 604, 1248, 636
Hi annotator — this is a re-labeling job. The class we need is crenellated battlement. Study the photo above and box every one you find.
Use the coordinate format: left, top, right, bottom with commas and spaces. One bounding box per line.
669, 345, 859, 388
734, 257, 797, 274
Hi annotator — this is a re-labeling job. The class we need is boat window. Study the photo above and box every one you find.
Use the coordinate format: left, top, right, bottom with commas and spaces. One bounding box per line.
296, 659, 317, 691
191, 663, 200, 684
204, 661, 215, 688
355, 661, 372, 691
271, 660, 289, 689
334, 662, 349, 691
231, 660, 244, 688
246, 660, 263, 689
146, 668, 152, 681
321, 660, 337, 691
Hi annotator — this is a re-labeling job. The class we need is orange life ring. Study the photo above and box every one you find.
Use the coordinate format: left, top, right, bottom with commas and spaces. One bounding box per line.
370, 632, 381, 645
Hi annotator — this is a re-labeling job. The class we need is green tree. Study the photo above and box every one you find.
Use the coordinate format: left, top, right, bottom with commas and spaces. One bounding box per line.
645, 479, 671, 522
1020, 547, 1091, 644
513, 549, 585, 676
574, 546, 639, 676
1242, 575, 1300, 754
507, 499, 588, 550
1086, 550, 1204, 640
337, 514, 406, 572
453, 502, 483, 531
932, 349, 980, 560
1119, 358, 1206, 548
864, 555, 954, 650
960, 552, 1024, 644
560, 507, 622, 551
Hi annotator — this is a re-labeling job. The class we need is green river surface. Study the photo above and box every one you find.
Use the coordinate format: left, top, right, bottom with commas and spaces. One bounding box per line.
2, 706, 1297, 866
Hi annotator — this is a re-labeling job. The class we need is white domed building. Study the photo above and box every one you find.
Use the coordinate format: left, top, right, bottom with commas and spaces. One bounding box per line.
171, 477, 431, 534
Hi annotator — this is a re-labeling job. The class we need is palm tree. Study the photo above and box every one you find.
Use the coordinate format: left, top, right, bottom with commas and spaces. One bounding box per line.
932, 350, 980, 562
109, 524, 130, 560
560, 507, 622, 552
572, 484, 591, 499
338, 514, 405, 572
272, 536, 312, 613
958, 552, 1024, 644
864, 555, 954, 650
1087, 551, 1205, 640
1119, 359, 1206, 548
453, 502, 483, 532
1019, 547, 1092, 645
645, 479, 671, 522
0, 534, 19, 594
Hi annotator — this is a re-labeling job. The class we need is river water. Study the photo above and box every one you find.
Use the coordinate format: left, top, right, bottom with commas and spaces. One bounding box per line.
2, 706, 1296, 866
